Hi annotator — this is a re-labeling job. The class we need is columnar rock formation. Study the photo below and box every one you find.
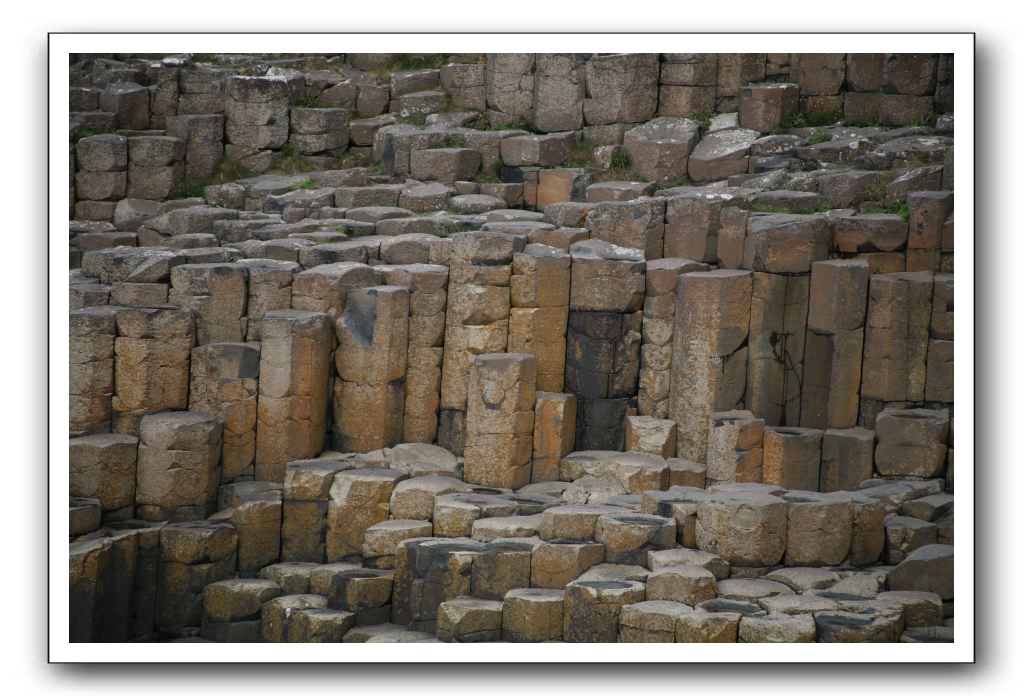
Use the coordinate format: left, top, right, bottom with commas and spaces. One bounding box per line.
67, 51, 958, 646
333, 285, 410, 452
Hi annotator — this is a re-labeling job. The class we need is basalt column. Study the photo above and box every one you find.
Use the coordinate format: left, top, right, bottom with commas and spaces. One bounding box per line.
188, 342, 261, 483
509, 243, 571, 393
464, 353, 537, 489
254, 310, 332, 482
638, 258, 709, 419
332, 285, 410, 453
746, 272, 810, 427
859, 272, 934, 427
111, 307, 195, 436
377, 263, 449, 444
669, 269, 753, 463
70, 306, 119, 436
801, 260, 869, 430
566, 240, 646, 451
438, 231, 524, 454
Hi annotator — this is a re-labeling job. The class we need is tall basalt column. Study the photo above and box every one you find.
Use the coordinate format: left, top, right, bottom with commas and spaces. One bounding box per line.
188, 342, 260, 483
70, 306, 119, 436
669, 269, 753, 463
859, 271, 934, 427
567, 239, 646, 451
747, 272, 809, 427
377, 263, 449, 444
926, 274, 954, 405
438, 231, 524, 454
332, 285, 410, 453
255, 310, 332, 482
638, 258, 709, 419
509, 243, 571, 393
236, 258, 298, 342
464, 353, 537, 489
801, 260, 870, 430
112, 307, 194, 436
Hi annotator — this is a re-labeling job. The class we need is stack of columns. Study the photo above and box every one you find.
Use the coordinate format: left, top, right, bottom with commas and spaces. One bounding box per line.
135, 411, 222, 522
254, 310, 332, 482
801, 260, 869, 430
70, 530, 137, 642
209, 482, 282, 576
168, 263, 248, 345
747, 271, 810, 427
236, 259, 298, 342
155, 521, 237, 636
224, 76, 291, 175
165, 114, 225, 180
332, 285, 410, 453
637, 258, 708, 418
111, 307, 194, 436
377, 263, 449, 444
69, 433, 138, 522
438, 232, 523, 454
108, 519, 165, 639
566, 239, 646, 451
927, 274, 954, 405
73, 135, 127, 220
509, 243, 571, 393
70, 306, 120, 436
464, 353, 537, 489
669, 269, 752, 463
859, 272, 934, 427
188, 341, 260, 483
906, 191, 954, 273
126, 136, 185, 200
281, 459, 353, 563
391, 538, 485, 633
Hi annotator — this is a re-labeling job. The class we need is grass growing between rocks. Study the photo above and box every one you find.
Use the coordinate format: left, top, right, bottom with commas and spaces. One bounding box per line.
808, 128, 833, 145
168, 160, 254, 199
862, 199, 911, 221
372, 54, 447, 85
272, 144, 320, 174
337, 151, 372, 169
783, 110, 843, 129
464, 114, 536, 133
71, 128, 97, 143
475, 159, 504, 183
687, 112, 714, 136
593, 147, 648, 183
564, 140, 597, 168
295, 94, 325, 109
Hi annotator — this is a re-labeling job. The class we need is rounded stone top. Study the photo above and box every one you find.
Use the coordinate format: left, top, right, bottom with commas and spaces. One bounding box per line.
569, 238, 645, 263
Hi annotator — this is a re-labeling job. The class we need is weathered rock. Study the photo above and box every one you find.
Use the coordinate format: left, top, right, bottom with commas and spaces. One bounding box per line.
135, 412, 222, 522
255, 310, 333, 482
669, 270, 752, 462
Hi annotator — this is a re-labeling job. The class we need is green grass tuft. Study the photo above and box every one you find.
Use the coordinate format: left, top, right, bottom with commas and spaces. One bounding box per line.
610, 146, 632, 170
564, 140, 597, 169
808, 128, 832, 145
295, 94, 324, 109
687, 111, 713, 136
72, 128, 97, 143
169, 177, 209, 200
